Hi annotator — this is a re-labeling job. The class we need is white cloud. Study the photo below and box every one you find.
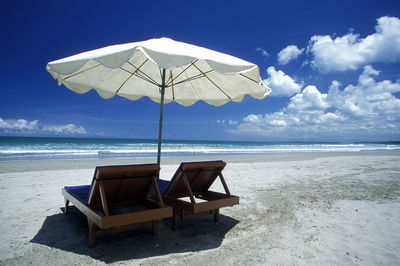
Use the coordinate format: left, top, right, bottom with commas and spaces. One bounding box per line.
0, 118, 39, 130
0, 118, 87, 135
217, 119, 238, 126
288, 85, 329, 111
277, 45, 304, 65
42, 124, 87, 134
308, 16, 400, 72
327, 65, 400, 118
255, 47, 270, 58
229, 65, 400, 140
263, 66, 303, 97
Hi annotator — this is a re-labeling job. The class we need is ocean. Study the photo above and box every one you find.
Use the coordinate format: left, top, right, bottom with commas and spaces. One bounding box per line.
0, 136, 399, 161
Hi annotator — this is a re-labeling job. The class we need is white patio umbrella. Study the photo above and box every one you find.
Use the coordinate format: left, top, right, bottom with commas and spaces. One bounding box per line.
46, 37, 271, 165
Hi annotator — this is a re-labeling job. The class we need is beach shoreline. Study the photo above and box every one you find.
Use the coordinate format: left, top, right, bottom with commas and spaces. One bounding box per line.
1, 151, 399, 174
0, 152, 399, 265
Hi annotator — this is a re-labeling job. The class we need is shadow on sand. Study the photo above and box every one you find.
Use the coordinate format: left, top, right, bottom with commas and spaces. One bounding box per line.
30, 207, 239, 263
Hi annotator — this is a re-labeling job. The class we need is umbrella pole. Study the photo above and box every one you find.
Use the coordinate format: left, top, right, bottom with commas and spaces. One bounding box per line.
157, 68, 167, 165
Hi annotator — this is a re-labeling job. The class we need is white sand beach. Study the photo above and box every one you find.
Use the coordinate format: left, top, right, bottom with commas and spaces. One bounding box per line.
0, 152, 399, 265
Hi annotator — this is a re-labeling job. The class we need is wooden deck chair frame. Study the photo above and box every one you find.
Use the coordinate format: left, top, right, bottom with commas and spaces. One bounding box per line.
161, 161, 239, 230
62, 164, 172, 247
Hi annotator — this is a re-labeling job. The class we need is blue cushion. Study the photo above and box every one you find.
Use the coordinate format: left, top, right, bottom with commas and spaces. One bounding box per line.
65, 185, 91, 203
157, 179, 170, 194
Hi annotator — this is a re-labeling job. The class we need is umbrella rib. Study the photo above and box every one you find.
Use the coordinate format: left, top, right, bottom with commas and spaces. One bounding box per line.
240, 73, 259, 84
118, 60, 160, 89
192, 63, 231, 100
133, 72, 160, 87
63, 63, 102, 81
115, 59, 151, 94
115, 71, 136, 94
169, 70, 175, 101
119, 67, 132, 74
128, 61, 160, 87
159, 68, 163, 82
165, 59, 198, 87
168, 70, 213, 87
119, 59, 147, 76
121, 66, 159, 86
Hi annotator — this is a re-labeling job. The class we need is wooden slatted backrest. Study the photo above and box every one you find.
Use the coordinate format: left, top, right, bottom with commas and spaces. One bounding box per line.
88, 164, 160, 207
165, 161, 226, 198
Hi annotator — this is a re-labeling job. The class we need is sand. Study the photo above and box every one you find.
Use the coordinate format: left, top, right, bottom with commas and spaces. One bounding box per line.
0, 152, 399, 265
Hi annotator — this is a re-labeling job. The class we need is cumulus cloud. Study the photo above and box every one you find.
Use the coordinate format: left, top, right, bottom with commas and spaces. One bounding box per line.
308, 16, 400, 72
325, 65, 400, 120
0, 118, 39, 130
0, 118, 87, 135
277, 45, 304, 65
229, 65, 400, 140
263, 66, 303, 97
288, 85, 329, 110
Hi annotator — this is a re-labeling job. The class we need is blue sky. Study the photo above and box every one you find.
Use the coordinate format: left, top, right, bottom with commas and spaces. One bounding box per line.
0, 0, 399, 141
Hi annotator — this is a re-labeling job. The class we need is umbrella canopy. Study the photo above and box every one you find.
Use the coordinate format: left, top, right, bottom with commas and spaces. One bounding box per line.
46, 37, 271, 164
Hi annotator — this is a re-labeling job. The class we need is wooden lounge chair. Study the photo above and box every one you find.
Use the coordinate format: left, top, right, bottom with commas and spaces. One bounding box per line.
62, 164, 172, 247
158, 161, 239, 230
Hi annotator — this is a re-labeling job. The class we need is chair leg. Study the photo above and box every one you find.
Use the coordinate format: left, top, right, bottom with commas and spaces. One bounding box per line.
63, 199, 69, 214
152, 220, 159, 236
173, 210, 180, 231
213, 209, 220, 222
88, 219, 96, 248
